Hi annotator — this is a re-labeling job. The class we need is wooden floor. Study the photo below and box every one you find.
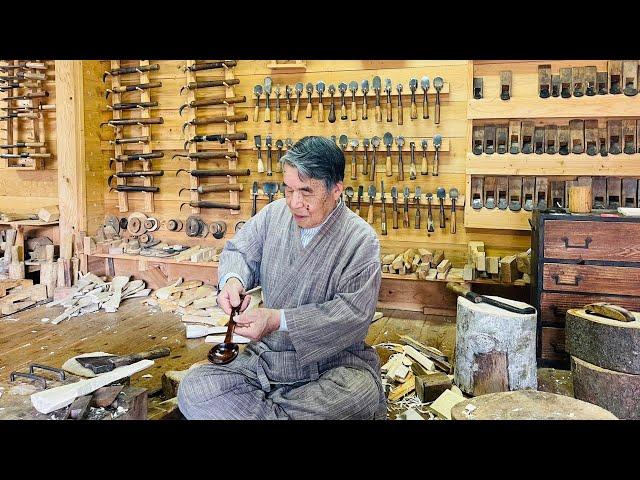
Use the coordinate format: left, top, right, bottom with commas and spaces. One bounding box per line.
0, 300, 456, 419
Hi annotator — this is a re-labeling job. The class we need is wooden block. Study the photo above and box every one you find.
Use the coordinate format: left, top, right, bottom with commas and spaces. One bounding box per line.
418, 248, 433, 266
162, 370, 190, 398
382, 265, 390, 273
381, 254, 395, 265
83, 236, 96, 255
463, 264, 475, 281
91, 385, 124, 408
430, 389, 465, 420
499, 255, 518, 284
404, 345, 436, 371
476, 251, 486, 272
2, 299, 35, 315
516, 252, 531, 275
69, 395, 92, 420
61, 234, 73, 260
436, 271, 448, 280
447, 268, 464, 281
437, 259, 451, 273
388, 373, 415, 402
37, 205, 60, 223
426, 268, 438, 280
432, 250, 444, 266
71, 257, 79, 285
174, 246, 201, 262
416, 372, 453, 402
2, 284, 50, 303
8, 261, 25, 280
486, 257, 500, 275
40, 262, 57, 298
391, 254, 404, 271
53, 286, 75, 302
45, 244, 55, 262
11, 245, 24, 263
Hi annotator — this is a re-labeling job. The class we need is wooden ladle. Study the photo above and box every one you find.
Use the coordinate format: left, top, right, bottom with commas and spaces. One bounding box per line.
208, 295, 244, 365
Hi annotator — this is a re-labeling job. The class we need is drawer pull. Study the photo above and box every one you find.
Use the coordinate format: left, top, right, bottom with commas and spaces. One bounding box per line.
561, 236, 592, 249
551, 274, 583, 286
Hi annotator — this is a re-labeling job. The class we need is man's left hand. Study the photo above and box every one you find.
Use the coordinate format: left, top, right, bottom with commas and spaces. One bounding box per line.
234, 308, 281, 341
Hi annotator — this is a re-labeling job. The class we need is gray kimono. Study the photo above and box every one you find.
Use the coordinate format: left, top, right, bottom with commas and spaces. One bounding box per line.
178, 198, 386, 420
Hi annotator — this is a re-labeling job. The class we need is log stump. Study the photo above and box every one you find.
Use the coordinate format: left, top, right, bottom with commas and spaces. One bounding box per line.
567, 308, 640, 419
451, 390, 617, 420
454, 296, 537, 396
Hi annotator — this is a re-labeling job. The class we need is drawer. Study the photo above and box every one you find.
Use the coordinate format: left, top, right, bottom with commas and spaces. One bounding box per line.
543, 263, 640, 296
544, 220, 640, 262
540, 326, 568, 363
540, 292, 640, 326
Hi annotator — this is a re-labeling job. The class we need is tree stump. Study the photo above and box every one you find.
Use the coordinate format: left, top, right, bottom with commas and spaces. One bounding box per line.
567, 308, 640, 419
451, 390, 617, 420
454, 296, 537, 396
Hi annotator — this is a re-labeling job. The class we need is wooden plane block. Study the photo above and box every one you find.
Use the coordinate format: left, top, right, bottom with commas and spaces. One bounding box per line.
585, 120, 599, 156
499, 255, 518, 284
476, 251, 486, 272
471, 177, 484, 210
565, 180, 578, 209
484, 176, 497, 209
572, 66, 585, 97
533, 126, 545, 154
592, 176, 607, 209
484, 125, 496, 155
472, 126, 484, 155
570, 119, 585, 154
607, 177, 622, 209
597, 71, 609, 95
560, 67, 572, 98
545, 125, 558, 155
598, 127, 609, 156
416, 372, 453, 402
37, 205, 60, 223
521, 122, 534, 154
558, 124, 570, 155
622, 60, 638, 96
496, 125, 508, 154
496, 177, 509, 210
508, 120, 521, 154
473, 77, 483, 99
623, 119, 637, 154
508, 176, 523, 211
522, 177, 535, 211
622, 178, 638, 208
550, 180, 566, 208
608, 120, 622, 154
486, 257, 500, 275
551, 74, 561, 97
538, 64, 551, 98
499, 71, 512, 100
585, 66, 597, 96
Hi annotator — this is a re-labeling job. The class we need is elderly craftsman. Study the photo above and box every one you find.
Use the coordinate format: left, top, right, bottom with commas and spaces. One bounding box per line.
177, 136, 385, 420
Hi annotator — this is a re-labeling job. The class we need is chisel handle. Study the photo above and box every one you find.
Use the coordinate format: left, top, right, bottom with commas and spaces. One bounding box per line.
451, 201, 457, 234
351, 97, 357, 121
435, 93, 441, 124
293, 100, 300, 123
256, 151, 264, 173
328, 99, 336, 123
433, 149, 440, 176
275, 101, 281, 124
367, 200, 374, 224
266, 150, 272, 176
351, 154, 357, 180
409, 160, 417, 180
362, 96, 368, 120
423, 91, 429, 119
355, 204, 361, 217
306, 99, 313, 118
393, 206, 398, 229
381, 207, 387, 235
415, 205, 421, 229
403, 204, 409, 228
369, 153, 376, 182
286, 99, 292, 121
410, 97, 418, 119
341, 98, 347, 120
421, 151, 429, 175
318, 100, 324, 122
375, 104, 382, 122
439, 199, 445, 228
398, 154, 404, 181
386, 98, 392, 122
386, 151, 392, 177
264, 103, 271, 123
397, 102, 403, 125
253, 100, 260, 122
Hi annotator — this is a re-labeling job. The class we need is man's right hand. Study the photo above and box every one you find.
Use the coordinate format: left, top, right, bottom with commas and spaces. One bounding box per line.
217, 277, 251, 315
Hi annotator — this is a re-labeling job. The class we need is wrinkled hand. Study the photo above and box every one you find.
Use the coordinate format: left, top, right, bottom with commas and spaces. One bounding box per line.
217, 277, 251, 315
234, 308, 281, 342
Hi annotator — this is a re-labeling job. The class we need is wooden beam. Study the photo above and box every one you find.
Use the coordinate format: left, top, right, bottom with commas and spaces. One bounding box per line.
54, 61, 87, 259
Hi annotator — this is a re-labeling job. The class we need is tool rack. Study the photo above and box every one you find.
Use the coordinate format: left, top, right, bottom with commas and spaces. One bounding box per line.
182, 60, 241, 216
0, 60, 53, 170
107, 60, 162, 213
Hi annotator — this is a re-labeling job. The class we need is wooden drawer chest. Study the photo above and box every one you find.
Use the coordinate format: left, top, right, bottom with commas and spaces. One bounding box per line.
531, 211, 640, 368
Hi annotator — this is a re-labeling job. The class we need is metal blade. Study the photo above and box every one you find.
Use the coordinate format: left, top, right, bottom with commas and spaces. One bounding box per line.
274, 85, 281, 97
384, 78, 392, 92
363, 138, 370, 148
328, 84, 336, 95
391, 186, 398, 199
372, 76, 381, 91
276, 139, 284, 149
409, 78, 418, 91
371, 136, 381, 148
421, 139, 429, 149
338, 82, 347, 94
295, 82, 303, 95
403, 186, 410, 198
285, 138, 293, 149
433, 134, 442, 147
449, 187, 459, 199
316, 81, 325, 94
254, 135, 261, 148
421, 76, 430, 91
368, 185, 376, 198
253, 84, 263, 96
383, 132, 393, 146
349, 80, 358, 93
265, 135, 272, 147
396, 136, 405, 147
350, 139, 359, 149
414, 186, 422, 199
436, 187, 446, 199
339, 134, 348, 150
264, 77, 272, 94
306, 82, 313, 93
361, 79, 369, 93
433, 76, 444, 90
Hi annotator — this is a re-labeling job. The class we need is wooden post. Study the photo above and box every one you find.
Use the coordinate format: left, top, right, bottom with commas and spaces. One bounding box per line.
54, 61, 87, 259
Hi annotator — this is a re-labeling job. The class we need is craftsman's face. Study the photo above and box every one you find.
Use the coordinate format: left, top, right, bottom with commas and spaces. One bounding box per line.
283, 164, 343, 229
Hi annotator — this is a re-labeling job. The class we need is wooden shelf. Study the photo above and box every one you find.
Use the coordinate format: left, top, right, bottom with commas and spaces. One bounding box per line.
0, 220, 58, 227
253, 138, 450, 154
298, 83, 450, 102
467, 95, 640, 120
267, 61, 307, 72
463, 205, 531, 231
0, 158, 45, 170
466, 153, 640, 176
356, 194, 465, 208
381, 272, 525, 286
90, 252, 219, 268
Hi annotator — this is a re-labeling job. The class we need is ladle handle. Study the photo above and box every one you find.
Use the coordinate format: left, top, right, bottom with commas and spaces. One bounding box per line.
224, 295, 244, 343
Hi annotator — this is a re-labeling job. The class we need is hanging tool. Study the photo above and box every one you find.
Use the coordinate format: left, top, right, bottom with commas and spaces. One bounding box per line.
253, 84, 262, 121
100, 117, 164, 127
373, 76, 382, 122
183, 133, 247, 149
328, 84, 337, 123
178, 95, 247, 116
398, 186, 408, 228
383, 132, 393, 177
179, 184, 244, 196
362, 138, 370, 176
396, 136, 405, 181
356, 185, 363, 217
380, 181, 387, 235
265, 135, 273, 176
274, 85, 282, 124
105, 82, 161, 99
294, 82, 303, 123
345, 186, 354, 210
182, 60, 237, 72
180, 201, 241, 211
421, 76, 430, 119
345, 138, 358, 180
186, 215, 207, 237
275, 139, 284, 173
285, 85, 293, 121
396, 83, 404, 125
367, 185, 376, 224
384, 78, 393, 122
338, 82, 348, 120
208, 296, 243, 365
437, 187, 446, 229
254, 135, 264, 173
103, 63, 160, 82
409, 78, 418, 119
414, 187, 422, 229
391, 186, 399, 229
167, 219, 183, 232
433, 134, 442, 176
264, 77, 272, 123
251, 182, 259, 216
1, 141, 45, 149
181, 113, 248, 133
263, 182, 278, 203
109, 152, 163, 164
446, 283, 536, 315
107, 171, 164, 186
176, 168, 251, 177
409, 141, 417, 180
108, 101, 158, 111
361, 79, 369, 120
316, 81, 325, 122
172, 151, 237, 161
433, 76, 444, 124
420, 139, 429, 175
450, 187, 458, 234
110, 186, 159, 193
339, 134, 348, 156
179, 79, 240, 95
426, 192, 435, 233
370, 136, 380, 182
110, 136, 150, 145
349, 80, 358, 121
305, 82, 314, 118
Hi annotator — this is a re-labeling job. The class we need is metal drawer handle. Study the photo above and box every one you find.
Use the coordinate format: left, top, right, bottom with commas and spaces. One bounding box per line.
551, 274, 583, 286
561, 236, 592, 249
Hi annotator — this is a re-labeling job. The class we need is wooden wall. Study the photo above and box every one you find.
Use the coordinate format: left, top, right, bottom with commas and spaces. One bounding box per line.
0, 61, 58, 213
84, 60, 531, 266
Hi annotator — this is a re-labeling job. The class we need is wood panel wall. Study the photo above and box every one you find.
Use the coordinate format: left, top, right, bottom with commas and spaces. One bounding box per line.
0, 61, 58, 213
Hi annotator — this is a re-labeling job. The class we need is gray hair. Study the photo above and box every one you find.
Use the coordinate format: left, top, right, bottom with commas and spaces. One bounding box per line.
279, 136, 344, 191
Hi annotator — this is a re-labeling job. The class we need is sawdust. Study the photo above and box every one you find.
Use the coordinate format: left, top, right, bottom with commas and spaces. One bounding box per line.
10, 384, 37, 395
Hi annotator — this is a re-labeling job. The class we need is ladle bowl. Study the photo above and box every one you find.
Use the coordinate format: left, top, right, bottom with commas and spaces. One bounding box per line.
208, 342, 239, 365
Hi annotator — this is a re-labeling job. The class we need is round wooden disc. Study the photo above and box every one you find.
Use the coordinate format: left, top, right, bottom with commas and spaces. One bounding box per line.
450, 390, 617, 420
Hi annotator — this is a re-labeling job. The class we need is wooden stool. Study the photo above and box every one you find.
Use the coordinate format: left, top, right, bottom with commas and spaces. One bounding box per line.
451, 390, 617, 420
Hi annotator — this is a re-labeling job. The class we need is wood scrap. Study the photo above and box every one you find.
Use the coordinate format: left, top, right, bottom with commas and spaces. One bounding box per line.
388, 373, 416, 402
37, 205, 60, 223
499, 255, 518, 284
429, 388, 465, 419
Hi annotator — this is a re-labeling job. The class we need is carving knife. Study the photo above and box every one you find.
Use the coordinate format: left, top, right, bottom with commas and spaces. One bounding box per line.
414, 186, 422, 229
361, 79, 369, 120
403, 186, 410, 228
409, 141, 417, 180
362, 138, 370, 176
421, 139, 429, 175
367, 185, 376, 224
264, 76, 272, 122
426, 192, 435, 232
384, 78, 393, 122
294, 82, 303, 123
254, 135, 264, 173
396, 82, 404, 125
253, 84, 262, 122
383, 132, 393, 177
316, 81, 325, 122
391, 186, 399, 229
356, 185, 363, 217
338, 82, 348, 120
437, 186, 446, 229
433, 134, 442, 176
450, 187, 458, 234
409, 78, 418, 119
328, 84, 337, 123
305, 82, 313, 118
274, 85, 282, 123
370, 136, 380, 182
380, 181, 387, 235
349, 80, 358, 121
372, 76, 382, 122
396, 136, 405, 181
350, 138, 359, 179
433, 76, 444, 125
285, 85, 293, 121
421, 76, 430, 119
